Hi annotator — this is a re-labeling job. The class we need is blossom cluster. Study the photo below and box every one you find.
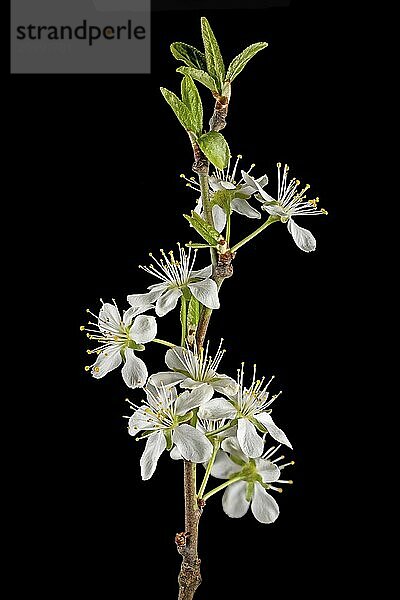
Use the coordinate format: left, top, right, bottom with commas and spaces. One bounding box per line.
81, 159, 326, 524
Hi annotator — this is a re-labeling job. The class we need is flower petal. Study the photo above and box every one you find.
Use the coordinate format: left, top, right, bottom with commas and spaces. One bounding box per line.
241, 170, 276, 204
170, 446, 183, 460
251, 482, 280, 524
209, 176, 224, 192
231, 198, 261, 219
176, 384, 214, 415
287, 219, 316, 253
165, 346, 192, 373
140, 431, 167, 480
121, 349, 148, 388
156, 288, 183, 317
198, 397, 236, 420
222, 481, 249, 518
212, 375, 238, 396
127, 289, 163, 309
221, 436, 249, 463
256, 458, 281, 483
98, 302, 121, 332
91, 346, 122, 379
188, 279, 220, 310
211, 451, 242, 479
190, 265, 213, 279
148, 371, 185, 388
173, 425, 213, 463
179, 377, 204, 390
123, 305, 152, 326
237, 419, 264, 458
255, 413, 293, 449
212, 204, 227, 232
130, 315, 157, 344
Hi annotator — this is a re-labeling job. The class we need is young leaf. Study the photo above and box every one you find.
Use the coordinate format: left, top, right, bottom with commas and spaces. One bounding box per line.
176, 66, 217, 93
160, 87, 196, 133
170, 42, 207, 71
197, 131, 230, 170
187, 296, 201, 329
226, 42, 268, 82
184, 211, 221, 246
181, 76, 203, 138
200, 17, 225, 91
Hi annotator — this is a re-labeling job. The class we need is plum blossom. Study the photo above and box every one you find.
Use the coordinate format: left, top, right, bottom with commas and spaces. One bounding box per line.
82, 298, 156, 388
128, 383, 214, 479
127, 244, 219, 317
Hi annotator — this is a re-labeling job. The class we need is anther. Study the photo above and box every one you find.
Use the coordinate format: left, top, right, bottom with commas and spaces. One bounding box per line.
84, 366, 90, 371
80, 326, 85, 331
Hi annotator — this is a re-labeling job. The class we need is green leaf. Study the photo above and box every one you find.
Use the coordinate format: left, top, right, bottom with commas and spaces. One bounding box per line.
177, 66, 218, 93
226, 42, 268, 82
201, 17, 225, 91
184, 211, 221, 246
160, 87, 196, 133
197, 131, 230, 170
181, 76, 203, 137
187, 296, 200, 329
170, 42, 207, 71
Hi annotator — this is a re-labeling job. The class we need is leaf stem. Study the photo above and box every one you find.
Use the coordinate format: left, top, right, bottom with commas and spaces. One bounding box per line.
226, 212, 231, 246
197, 439, 220, 499
152, 338, 176, 348
202, 475, 245, 502
230, 215, 280, 252
205, 422, 235, 438
180, 296, 188, 346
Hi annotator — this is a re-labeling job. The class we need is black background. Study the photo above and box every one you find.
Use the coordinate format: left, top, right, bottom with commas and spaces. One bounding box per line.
11, 1, 353, 597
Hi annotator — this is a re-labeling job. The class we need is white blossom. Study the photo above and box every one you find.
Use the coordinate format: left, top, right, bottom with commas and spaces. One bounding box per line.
198, 364, 292, 458
127, 244, 219, 317
182, 155, 267, 232
128, 383, 214, 479
242, 162, 328, 252
212, 437, 294, 524
82, 299, 156, 388
149, 340, 238, 396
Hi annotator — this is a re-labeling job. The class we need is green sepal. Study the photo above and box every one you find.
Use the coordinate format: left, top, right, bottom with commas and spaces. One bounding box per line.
176, 66, 218, 93
160, 87, 197, 134
197, 131, 230, 170
164, 429, 173, 451
176, 411, 194, 424
181, 75, 203, 138
250, 414, 272, 434
246, 481, 255, 502
229, 454, 246, 467
127, 340, 145, 351
200, 17, 225, 91
170, 42, 207, 71
211, 188, 234, 214
226, 42, 268, 82
184, 211, 221, 246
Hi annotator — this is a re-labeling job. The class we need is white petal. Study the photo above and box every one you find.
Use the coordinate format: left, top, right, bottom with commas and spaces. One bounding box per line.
121, 349, 148, 388
170, 446, 183, 460
198, 397, 236, 420
190, 265, 213, 279
241, 170, 276, 204
263, 204, 287, 216
173, 425, 213, 463
287, 219, 316, 253
194, 197, 202, 215
128, 406, 154, 435
140, 431, 167, 480
98, 303, 121, 332
179, 377, 204, 390
211, 451, 242, 479
231, 198, 261, 219
165, 346, 192, 372
155, 288, 183, 317
129, 315, 157, 344
256, 458, 281, 483
251, 482, 280, 524
237, 419, 264, 458
176, 384, 214, 415
212, 375, 238, 396
220, 181, 236, 190
188, 279, 220, 310
127, 289, 163, 309
123, 305, 151, 326
222, 481, 249, 518
212, 204, 227, 232
256, 174, 269, 188
91, 346, 122, 379
255, 413, 293, 449
221, 436, 249, 463
209, 176, 224, 191
148, 371, 185, 388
